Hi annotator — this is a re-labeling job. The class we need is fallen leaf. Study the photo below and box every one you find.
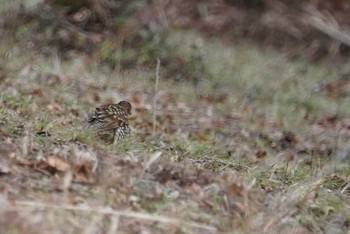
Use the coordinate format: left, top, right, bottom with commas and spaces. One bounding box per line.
195, 132, 209, 141
47, 156, 71, 172
0, 163, 11, 174
59, 171, 73, 191
16, 157, 34, 166
73, 165, 97, 184
255, 150, 266, 160
227, 183, 244, 197
69, 196, 85, 205
31, 89, 42, 96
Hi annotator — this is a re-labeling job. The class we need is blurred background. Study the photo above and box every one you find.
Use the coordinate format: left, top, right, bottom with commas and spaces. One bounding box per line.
2, 0, 350, 72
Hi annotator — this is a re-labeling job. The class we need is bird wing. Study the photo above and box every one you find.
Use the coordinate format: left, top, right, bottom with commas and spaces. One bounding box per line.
97, 116, 128, 132
87, 104, 130, 132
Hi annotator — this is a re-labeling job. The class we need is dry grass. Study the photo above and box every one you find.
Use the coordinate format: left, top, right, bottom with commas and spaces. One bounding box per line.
1, 25, 350, 234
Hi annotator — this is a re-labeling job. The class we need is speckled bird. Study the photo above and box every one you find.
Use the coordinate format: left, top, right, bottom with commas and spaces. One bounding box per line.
87, 101, 132, 144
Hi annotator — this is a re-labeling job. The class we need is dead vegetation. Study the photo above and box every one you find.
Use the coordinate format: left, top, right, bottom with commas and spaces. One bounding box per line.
0, 0, 350, 233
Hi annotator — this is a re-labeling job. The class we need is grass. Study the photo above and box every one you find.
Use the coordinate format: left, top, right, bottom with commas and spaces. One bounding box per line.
1, 28, 350, 233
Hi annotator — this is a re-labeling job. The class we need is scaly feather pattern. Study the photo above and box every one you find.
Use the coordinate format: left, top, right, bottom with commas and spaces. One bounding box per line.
87, 101, 132, 143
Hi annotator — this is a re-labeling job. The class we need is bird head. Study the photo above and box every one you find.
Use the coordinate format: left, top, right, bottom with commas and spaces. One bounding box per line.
118, 101, 132, 115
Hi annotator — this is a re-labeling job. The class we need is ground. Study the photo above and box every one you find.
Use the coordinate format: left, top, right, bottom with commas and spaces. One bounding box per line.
1, 1, 350, 234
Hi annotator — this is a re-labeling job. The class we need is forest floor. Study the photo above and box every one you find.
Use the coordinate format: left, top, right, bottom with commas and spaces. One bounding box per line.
1, 30, 350, 233
1, 1, 350, 233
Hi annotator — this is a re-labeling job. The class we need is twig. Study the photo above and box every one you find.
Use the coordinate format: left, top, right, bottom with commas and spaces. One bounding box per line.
153, 58, 161, 136
263, 179, 324, 233
108, 214, 120, 234
115, 34, 124, 75
303, 4, 350, 47
16, 201, 217, 232
83, 213, 103, 234
21, 136, 29, 158
138, 151, 162, 180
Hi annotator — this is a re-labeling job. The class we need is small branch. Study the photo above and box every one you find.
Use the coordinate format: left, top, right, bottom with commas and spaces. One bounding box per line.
115, 34, 124, 75
138, 151, 162, 180
153, 58, 161, 136
16, 201, 217, 232
107, 214, 120, 234
303, 4, 350, 47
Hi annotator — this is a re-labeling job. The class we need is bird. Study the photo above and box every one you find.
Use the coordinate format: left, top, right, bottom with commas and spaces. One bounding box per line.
87, 101, 132, 144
